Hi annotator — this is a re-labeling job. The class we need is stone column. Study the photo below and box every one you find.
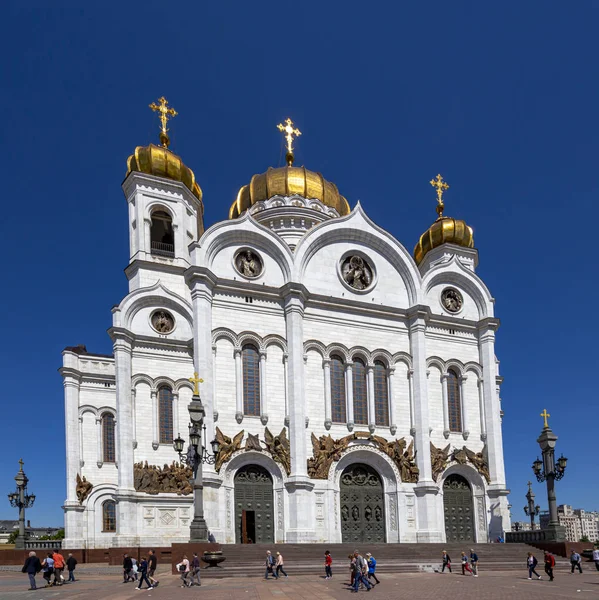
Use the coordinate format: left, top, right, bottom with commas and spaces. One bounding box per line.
259, 351, 268, 425
151, 390, 158, 450
345, 363, 354, 431
172, 390, 180, 439
131, 388, 137, 449
407, 369, 416, 436
459, 375, 469, 440
283, 353, 289, 426
282, 285, 314, 542
441, 373, 450, 438
407, 306, 442, 542
212, 344, 218, 421
478, 378, 487, 441
387, 367, 397, 435
367, 365, 376, 433
234, 348, 243, 423
96, 416, 103, 467
323, 359, 332, 430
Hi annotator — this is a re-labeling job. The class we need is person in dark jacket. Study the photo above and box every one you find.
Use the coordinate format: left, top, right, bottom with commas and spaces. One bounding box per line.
469, 549, 479, 577
123, 554, 134, 582
544, 552, 555, 581
190, 553, 201, 586
527, 552, 541, 579
22, 551, 42, 590
441, 550, 452, 573
136, 557, 154, 590
148, 550, 159, 588
66, 553, 77, 582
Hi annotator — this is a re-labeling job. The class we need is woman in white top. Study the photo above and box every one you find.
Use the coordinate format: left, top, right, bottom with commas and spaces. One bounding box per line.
176, 555, 191, 588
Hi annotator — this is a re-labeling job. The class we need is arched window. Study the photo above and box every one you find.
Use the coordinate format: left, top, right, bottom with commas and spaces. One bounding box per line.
158, 386, 174, 444
150, 209, 174, 257
447, 369, 462, 432
102, 500, 116, 532
374, 361, 389, 427
242, 344, 260, 416
330, 355, 347, 423
102, 413, 115, 463
352, 357, 368, 425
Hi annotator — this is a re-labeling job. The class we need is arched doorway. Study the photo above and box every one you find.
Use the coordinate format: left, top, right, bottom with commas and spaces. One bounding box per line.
340, 463, 386, 543
234, 464, 274, 544
443, 474, 475, 542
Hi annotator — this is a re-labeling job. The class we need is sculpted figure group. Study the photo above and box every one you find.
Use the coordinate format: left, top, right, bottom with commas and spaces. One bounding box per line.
133, 461, 193, 495
430, 442, 491, 483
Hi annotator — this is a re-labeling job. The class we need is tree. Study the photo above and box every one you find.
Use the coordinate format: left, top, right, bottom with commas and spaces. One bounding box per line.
7, 530, 18, 544
580, 535, 590, 543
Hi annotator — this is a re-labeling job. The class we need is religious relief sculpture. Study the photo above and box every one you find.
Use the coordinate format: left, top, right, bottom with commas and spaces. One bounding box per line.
151, 310, 175, 333
75, 474, 93, 504
308, 433, 353, 479
430, 442, 451, 482
449, 445, 491, 483
214, 428, 244, 473
234, 249, 263, 278
133, 461, 193, 495
264, 427, 291, 475
341, 255, 373, 290
244, 432, 262, 452
441, 288, 463, 313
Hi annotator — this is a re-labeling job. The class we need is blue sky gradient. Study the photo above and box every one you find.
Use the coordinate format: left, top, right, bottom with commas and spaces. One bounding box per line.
1, 1, 597, 526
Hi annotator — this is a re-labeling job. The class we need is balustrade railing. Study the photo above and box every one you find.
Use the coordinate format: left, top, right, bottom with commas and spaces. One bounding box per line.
151, 241, 175, 257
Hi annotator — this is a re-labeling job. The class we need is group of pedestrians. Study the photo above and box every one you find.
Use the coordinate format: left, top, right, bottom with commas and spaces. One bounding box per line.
439, 549, 479, 576
347, 550, 379, 592
264, 550, 288, 579
175, 553, 202, 587
22, 549, 77, 590
122, 550, 160, 590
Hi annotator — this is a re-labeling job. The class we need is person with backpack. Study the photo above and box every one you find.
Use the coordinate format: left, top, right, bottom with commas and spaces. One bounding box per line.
441, 550, 452, 573
544, 551, 555, 581
66, 553, 77, 582
136, 556, 154, 590
22, 551, 42, 590
264, 550, 278, 579
324, 550, 333, 580
366, 553, 380, 585
570, 550, 583, 573
527, 552, 541, 580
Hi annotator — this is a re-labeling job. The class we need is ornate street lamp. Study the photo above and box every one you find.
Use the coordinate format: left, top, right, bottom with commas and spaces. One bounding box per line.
523, 481, 540, 530
530, 409, 567, 541
173, 372, 220, 542
7, 459, 35, 550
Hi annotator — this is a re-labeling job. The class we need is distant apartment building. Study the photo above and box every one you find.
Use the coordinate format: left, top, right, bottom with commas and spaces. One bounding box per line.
539, 505, 599, 542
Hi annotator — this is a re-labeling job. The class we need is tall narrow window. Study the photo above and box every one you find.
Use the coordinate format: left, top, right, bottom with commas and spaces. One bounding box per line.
242, 344, 260, 416
158, 386, 174, 444
447, 369, 462, 432
374, 361, 389, 427
330, 355, 347, 423
352, 357, 368, 425
150, 209, 175, 257
102, 500, 116, 532
102, 413, 115, 463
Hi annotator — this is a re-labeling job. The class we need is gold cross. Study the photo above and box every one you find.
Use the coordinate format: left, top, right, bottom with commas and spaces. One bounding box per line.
18, 458, 24, 472
540, 409, 550, 428
149, 96, 177, 148
277, 118, 301, 165
189, 372, 204, 396
430, 174, 450, 217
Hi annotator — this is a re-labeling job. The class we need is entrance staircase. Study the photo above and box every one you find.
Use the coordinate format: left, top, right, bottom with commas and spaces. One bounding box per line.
199, 543, 538, 578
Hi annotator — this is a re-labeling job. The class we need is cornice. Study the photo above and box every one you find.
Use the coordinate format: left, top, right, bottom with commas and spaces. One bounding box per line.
125, 259, 188, 281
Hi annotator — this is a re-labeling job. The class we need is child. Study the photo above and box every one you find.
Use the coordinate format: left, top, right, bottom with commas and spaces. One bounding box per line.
324, 550, 332, 579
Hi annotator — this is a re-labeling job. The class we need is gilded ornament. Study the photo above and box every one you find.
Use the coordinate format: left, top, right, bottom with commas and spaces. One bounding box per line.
75, 474, 93, 504
430, 442, 451, 482
264, 427, 291, 476
430, 174, 450, 218
188, 372, 204, 397
149, 96, 177, 148
450, 445, 491, 483
133, 461, 193, 495
540, 408, 550, 428
214, 428, 244, 473
277, 118, 302, 166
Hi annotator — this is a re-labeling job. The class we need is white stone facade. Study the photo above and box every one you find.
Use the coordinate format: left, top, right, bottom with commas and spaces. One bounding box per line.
61, 168, 511, 548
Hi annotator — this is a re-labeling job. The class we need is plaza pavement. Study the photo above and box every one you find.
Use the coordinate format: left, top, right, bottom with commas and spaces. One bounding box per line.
0, 566, 597, 599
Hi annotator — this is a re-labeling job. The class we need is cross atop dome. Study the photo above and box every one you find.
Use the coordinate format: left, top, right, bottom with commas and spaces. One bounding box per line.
430, 174, 449, 218
277, 118, 302, 166
149, 96, 178, 148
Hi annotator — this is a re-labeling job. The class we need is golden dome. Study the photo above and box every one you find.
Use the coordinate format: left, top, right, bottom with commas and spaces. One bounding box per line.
414, 216, 474, 265
126, 143, 203, 202
229, 165, 350, 219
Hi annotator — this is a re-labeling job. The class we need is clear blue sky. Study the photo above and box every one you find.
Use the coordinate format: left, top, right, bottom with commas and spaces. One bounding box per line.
1, 2, 597, 527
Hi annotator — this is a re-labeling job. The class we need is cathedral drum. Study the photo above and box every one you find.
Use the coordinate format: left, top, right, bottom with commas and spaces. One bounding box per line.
443, 474, 475, 542
340, 463, 386, 543
234, 465, 274, 544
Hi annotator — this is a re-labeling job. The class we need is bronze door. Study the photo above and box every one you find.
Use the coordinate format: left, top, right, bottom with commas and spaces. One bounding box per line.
234, 465, 274, 544
340, 463, 386, 543
443, 474, 475, 542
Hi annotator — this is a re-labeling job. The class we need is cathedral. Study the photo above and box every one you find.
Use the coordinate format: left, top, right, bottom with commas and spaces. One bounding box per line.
61, 100, 510, 549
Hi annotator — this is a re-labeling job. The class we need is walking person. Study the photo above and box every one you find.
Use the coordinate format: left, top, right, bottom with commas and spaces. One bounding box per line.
176, 555, 191, 587
366, 553, 380, 585
189, 553, 201, 586
441, 550, 452, 573
544, 551, 555, 581
131, 557, 139, 581
123, 554, 134, 582
527, 552, 542, 580
348, 554, 355, 587
265, 550, 278, 579
570, 550, 583, 573
52, 549, 65, 586
22, 551, 42, 590
324, 550, 333, 580
66, 553, 77, 582
136, 556, 154, 590
275, 552, 288, 578
148, 550, 160, 588
469, 549, 479, 577
41, 553, 54, 587
461, 552, 473, 575
593, 546, 599, 571
351, 550, 372, 593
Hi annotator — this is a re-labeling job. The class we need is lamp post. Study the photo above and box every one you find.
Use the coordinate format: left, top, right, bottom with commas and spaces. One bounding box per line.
531, 409, 567, 541
7, 459, 36, 550
173, 373, 220, 542
523, 481, 540, 530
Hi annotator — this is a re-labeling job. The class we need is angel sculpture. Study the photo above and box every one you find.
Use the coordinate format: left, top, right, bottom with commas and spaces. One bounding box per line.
75, 474, 93, 504
430, 442, 451, 482
464, 446, 491, 483
245, 432, 262, 452
265, 427, 291, 475
398, 440, 420, 483
214, 427, 244, 473
309, 433, 335, 479
452, 446, 469, 465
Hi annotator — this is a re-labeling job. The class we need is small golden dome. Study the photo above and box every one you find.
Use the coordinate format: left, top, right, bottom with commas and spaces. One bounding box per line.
229, 165, 350, 219
126, 143, 203, 202
414, 216, 474, 265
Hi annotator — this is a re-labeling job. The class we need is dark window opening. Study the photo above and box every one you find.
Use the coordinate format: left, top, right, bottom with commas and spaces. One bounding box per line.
150, 210, 175, 257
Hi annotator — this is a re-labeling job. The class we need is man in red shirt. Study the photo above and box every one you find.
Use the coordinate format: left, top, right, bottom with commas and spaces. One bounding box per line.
544, 552, 556, 582
52, 549, 65, 586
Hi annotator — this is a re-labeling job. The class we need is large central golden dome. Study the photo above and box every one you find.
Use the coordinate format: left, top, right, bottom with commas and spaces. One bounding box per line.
229, 165, 350, 219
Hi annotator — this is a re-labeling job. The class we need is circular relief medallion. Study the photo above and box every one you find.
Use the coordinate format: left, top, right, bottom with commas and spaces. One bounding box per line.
441, 287, 463, 313
234, 249, 263, 279
341, 254, 373, 291
151, 310, 175, 334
